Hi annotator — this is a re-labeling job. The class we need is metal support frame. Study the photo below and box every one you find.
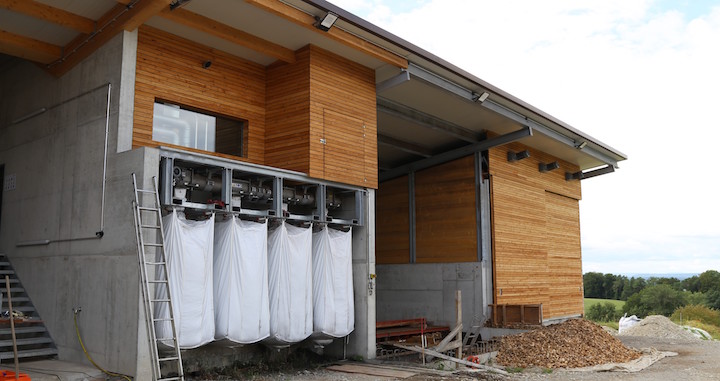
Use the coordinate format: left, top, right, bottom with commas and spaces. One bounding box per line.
376, 70, 410, 93
273, 177, 283, 217
406, 62, 620, 168
354, 190, 366, 226
377, 98, 479, 143
379, 126, 533, 182
317, 184, 327, 222
221, 168, 232, 207
377, 133, 433, 158
565, 164, 615, 181
474, 152, 483, 262
157, 148, 365, 225
159, 157, 174, 206
408, 172, 416, 263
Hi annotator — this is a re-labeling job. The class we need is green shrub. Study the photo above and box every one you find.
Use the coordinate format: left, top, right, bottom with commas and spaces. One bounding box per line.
624, 284, 688, 317
586, 301, 622, 322
671, 304, 720, 326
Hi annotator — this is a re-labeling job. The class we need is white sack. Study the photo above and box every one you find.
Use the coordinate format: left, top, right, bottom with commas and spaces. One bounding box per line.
619, 313, 642, 334
156, 210, 215, 349
312, 227, 354, 338
266, 222, 313, 345
213, 216, 270, 344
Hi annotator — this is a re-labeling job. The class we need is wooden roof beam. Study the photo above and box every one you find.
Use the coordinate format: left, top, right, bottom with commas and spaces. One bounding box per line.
158, 8, 296, 63
0, 28, 61, 64
47, 0, 173, 77
0, 0, 96, 34
245, 0, 407, 69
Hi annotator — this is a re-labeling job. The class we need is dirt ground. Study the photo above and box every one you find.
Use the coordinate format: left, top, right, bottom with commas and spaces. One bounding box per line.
193, 336, 720, 381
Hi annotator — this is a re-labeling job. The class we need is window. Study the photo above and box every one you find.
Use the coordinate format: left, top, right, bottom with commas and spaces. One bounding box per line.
152, 101, 247, 157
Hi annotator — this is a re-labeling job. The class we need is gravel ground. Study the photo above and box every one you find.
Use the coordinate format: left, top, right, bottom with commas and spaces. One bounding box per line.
189, 335, 720, 381
511, 335, 720, 381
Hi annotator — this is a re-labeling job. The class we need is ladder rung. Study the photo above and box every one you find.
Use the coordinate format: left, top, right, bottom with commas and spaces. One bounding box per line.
136, 189, 156, 194
139, 207, 159, 211
153, 318, 173, 322
144, 243, 163, 247
159, 357, 179, 362
148, 280, 169, 284
156, 337, 176, 341
145, 262, 166, 265
151, 299, 171, 303
158, 377, 182, 381
141, 225, 162, 229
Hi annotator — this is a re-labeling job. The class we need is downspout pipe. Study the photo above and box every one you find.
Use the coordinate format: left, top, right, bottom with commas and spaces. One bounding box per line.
15, 83, 112, 247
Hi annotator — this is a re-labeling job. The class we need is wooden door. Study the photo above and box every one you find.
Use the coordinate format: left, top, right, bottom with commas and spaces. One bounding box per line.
322, 109, 366, 186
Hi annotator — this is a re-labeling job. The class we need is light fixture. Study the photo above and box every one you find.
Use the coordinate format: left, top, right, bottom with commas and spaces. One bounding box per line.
202, 60, 212, 69
170, 0, 192, 10
539, 161, 560, 172
315, 12, 339, 31
472, 91, 490, 103
507, 150, 530, 162
576, 141, 587, 149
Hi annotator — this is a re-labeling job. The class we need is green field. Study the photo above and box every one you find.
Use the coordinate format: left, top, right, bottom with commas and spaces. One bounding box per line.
584, 298, 625, 313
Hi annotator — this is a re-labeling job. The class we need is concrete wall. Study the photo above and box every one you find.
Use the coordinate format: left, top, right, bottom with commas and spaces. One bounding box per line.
376, 261, 493, 330
0, 31, 146, 376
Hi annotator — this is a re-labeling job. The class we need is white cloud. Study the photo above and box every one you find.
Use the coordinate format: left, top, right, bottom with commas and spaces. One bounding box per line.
330, 0, 720, 274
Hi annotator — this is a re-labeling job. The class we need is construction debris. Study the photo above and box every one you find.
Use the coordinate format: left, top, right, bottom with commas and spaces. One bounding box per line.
619, 315, 699, 340
392, 343, 509, 375
495, 318, 641, 368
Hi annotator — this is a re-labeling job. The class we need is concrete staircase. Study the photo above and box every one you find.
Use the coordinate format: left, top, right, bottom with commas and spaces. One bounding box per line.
0, 253, 58, 361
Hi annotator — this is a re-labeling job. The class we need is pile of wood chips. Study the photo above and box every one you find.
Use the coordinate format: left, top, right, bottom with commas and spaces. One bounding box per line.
495, 318, 642, 369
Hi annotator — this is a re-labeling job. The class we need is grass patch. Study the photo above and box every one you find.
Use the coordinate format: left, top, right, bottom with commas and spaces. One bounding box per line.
584, 298, 625, 312
593, 320, 620, 330
505, 367, 524, 373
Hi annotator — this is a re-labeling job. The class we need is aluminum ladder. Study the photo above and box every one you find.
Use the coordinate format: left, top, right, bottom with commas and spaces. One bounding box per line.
131, 173, 184, 381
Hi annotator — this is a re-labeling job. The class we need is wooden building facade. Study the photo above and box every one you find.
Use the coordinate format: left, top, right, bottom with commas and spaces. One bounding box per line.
0, 0, 626, 376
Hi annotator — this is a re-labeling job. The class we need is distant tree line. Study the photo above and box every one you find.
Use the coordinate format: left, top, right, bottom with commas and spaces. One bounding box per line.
583, 270, 720, 318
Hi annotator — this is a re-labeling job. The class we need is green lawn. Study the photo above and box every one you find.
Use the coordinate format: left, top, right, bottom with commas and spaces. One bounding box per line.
584, 298, 625, 329
584, 298, 625, 313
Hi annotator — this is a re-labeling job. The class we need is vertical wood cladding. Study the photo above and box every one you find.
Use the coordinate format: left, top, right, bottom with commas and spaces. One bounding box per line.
376, 175, 410, 264
375, 156, 477, 264
489, 141, 583, 319
133, 26, 266, 164
546, 192, 584, 317
415, 155, 477, 263
266, 45, 377, 188
265, 48, 311, 173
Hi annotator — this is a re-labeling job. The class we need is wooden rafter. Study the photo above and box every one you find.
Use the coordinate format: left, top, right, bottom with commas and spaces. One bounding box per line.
0, 28, 61, 64
245, 0, 408, 69
47, 0, 173, 77
158, 7, 296, 63
0, 0, 95, 34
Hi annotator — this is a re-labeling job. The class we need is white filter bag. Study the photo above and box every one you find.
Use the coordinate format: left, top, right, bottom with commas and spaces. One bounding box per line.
266, 222, 313, 345
213, 216, 270, 344
312, 227, 354, 338
156, 210, 215, 349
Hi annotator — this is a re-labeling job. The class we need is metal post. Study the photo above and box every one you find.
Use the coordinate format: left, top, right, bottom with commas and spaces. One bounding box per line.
408, 172, 416, 263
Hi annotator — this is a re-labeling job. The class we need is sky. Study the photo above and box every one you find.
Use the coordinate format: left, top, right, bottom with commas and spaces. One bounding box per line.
328, 0, 720, 275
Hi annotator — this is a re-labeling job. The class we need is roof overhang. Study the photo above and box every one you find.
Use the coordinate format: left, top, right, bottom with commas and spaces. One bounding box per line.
0, 0, 627, 179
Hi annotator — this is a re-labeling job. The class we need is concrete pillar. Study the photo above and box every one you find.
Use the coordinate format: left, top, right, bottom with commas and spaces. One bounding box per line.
327, 189, 375, 360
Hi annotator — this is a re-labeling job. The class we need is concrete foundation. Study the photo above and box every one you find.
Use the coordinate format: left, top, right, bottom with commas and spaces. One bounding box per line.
376, 261, 493, 331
